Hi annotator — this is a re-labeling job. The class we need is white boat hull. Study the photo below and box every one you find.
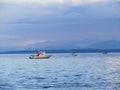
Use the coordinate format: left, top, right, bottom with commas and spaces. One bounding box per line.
29, 55, 51, 59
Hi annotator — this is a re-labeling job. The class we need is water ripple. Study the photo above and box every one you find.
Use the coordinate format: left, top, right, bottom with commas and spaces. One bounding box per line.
0, 54, 120, 90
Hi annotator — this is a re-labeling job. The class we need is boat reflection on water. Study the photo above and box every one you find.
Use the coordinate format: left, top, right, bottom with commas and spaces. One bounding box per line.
29, 51, 52, 59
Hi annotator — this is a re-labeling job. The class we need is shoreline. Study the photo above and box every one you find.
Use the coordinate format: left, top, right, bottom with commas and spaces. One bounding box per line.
0, 49, 120, 54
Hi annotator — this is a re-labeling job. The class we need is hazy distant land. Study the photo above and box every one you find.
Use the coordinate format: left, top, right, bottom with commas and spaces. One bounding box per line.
0, 49, 120, 54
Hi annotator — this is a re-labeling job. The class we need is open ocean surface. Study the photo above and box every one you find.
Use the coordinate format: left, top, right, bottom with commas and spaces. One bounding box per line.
0, 53, 120, 90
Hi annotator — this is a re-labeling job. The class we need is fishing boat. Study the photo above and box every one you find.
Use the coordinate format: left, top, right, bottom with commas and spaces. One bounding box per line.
102, 52, 108, 54
71, 53, 77, 56
29, 51, 52, 59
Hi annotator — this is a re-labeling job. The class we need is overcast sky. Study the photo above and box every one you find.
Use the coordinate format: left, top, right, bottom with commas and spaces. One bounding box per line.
0, 0, 120, 50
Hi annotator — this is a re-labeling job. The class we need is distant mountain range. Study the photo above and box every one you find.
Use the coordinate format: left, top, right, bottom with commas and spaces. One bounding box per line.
86, 40, 120, 49
23, 40, 120, 50
0, 40, 120, 53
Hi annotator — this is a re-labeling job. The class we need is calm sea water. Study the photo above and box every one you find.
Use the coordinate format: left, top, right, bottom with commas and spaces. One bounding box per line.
0, 53, 120, 90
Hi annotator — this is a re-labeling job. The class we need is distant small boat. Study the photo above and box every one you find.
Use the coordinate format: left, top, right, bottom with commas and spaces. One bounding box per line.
71, 53, 77, 56
29, 51, 52, 59
102, 52, 108, 54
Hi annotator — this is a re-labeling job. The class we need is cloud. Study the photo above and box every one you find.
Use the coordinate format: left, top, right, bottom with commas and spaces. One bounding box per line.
0, 35, 15, 39
0, 0, 118, 5
16, 40, 47, 47
0, 0, 119, 24
0, 0, 50, 3
68, 0, 106, 6
55, 0, 111, 6
57, 0, 64, 3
